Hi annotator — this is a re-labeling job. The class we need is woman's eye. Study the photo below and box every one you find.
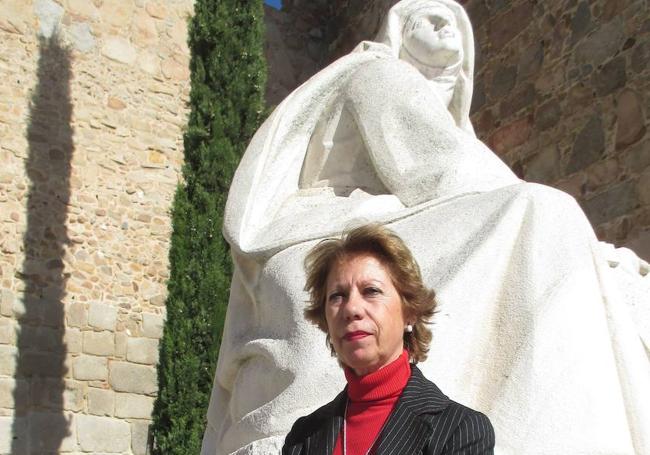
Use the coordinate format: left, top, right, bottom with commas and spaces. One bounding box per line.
364, 287, 382, 296
328, 292, 343, 303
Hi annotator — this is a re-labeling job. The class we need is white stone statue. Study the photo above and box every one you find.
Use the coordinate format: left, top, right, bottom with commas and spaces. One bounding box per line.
201, 0, 650, 453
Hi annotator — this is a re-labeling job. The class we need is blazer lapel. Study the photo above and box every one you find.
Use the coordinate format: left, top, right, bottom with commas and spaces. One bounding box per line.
307, 390, 346, 455
374, 365, 450, 455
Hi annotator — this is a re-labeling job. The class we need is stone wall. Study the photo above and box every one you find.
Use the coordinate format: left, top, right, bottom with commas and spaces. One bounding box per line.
467, 0, 649, 259
0, 0, 191, 453
287, 0, 649, 260
264, 1, 329, 106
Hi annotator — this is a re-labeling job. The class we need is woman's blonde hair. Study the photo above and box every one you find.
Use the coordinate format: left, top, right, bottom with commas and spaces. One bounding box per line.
304, 223, 436, 363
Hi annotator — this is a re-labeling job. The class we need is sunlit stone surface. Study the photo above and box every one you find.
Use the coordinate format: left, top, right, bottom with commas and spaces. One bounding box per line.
202, 1, 650, 453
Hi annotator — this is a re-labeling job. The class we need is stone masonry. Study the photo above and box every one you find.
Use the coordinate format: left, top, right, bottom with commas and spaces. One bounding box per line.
264, 1, 329, 106
467, 0, 650, 260
0, 0, 191, 453
292, 0, 650, 260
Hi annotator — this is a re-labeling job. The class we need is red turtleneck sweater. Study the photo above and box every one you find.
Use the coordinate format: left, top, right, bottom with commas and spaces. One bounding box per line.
333, 350, 411, 455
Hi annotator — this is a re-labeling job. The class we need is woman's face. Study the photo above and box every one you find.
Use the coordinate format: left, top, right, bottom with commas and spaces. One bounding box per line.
325, 253, 407, 376
401, 5, 463, 68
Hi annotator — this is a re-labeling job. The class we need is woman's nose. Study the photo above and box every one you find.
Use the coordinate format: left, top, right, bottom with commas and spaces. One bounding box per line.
343, 292, 363, 320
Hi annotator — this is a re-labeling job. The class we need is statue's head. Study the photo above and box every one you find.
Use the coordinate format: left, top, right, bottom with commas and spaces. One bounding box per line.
375, 0, 475, 133
401, 3, 464, 69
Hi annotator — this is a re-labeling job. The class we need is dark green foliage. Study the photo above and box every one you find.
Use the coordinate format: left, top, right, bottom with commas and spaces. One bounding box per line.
151, 1, 266, 453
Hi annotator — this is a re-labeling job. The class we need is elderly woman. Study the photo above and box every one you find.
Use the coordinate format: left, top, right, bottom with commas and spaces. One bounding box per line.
282, 224, 494, 454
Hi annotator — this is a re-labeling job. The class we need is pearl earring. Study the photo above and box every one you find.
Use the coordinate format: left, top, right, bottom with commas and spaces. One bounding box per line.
405, 324, 413, 333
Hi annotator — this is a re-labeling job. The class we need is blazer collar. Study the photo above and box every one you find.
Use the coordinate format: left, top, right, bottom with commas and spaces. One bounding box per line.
309, 364, 450, 454
373, 365, 450, 454
392, 364, 451, 415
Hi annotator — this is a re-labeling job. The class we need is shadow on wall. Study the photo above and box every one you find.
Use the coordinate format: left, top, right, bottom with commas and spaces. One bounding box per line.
12, 32, 73, 453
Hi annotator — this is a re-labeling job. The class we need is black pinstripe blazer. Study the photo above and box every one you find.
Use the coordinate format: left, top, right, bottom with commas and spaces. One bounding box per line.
282, 365, 494, 455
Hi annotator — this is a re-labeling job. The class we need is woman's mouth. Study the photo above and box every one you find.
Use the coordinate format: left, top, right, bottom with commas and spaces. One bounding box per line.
344, 331, 370, 341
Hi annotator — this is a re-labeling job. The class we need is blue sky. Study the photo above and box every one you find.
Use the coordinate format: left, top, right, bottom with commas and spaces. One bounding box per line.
264, 0, 282, 10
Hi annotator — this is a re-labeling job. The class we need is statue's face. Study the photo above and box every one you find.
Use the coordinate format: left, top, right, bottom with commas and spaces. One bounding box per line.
401, 5, 463, 69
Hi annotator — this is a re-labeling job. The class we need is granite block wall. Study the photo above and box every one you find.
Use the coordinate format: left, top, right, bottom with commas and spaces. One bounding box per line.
0, 0, 191, 452
263, 1, 329, 106
467, 0, 649, 259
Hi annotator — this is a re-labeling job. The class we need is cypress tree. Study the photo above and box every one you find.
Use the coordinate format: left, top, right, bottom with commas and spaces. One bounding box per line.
151, 1, 266, 453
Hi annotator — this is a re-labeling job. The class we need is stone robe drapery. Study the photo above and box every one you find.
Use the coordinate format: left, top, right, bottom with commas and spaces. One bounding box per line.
202, 54, 650, 455
204, 183, 650, 455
